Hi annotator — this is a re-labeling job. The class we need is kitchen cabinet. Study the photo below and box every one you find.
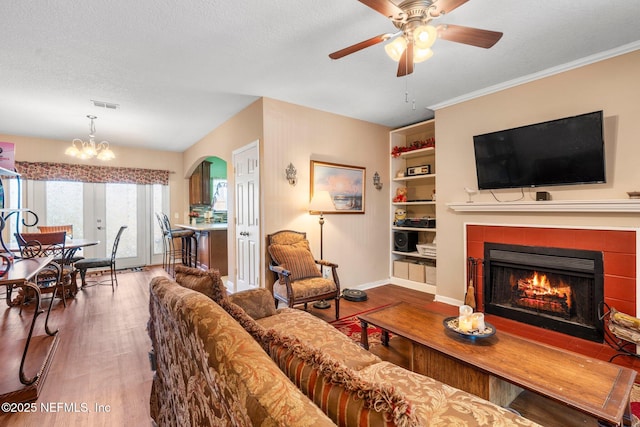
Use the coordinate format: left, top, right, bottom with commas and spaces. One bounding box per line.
189, 161, 212, 205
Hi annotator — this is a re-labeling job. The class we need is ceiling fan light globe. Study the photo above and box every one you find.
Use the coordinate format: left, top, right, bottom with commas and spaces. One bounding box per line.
414, 47, 434, 63
384, 37, 407, 61
413, 25, 437, 49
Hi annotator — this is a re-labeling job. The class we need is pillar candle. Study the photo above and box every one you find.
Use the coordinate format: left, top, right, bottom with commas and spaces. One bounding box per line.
472, 313, 485, 332
458, 315, 473, 332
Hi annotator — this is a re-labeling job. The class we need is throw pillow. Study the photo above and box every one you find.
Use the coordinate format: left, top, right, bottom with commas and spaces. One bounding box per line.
174, 265, 227, 302
228, 288, 277, 320
268, 242, 321, 283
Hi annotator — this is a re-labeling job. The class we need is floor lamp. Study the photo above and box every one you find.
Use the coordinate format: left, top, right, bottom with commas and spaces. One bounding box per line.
309, 190, 334, 309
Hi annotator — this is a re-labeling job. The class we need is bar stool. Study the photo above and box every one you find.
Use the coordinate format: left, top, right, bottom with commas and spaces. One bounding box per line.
157, 212, 198, 275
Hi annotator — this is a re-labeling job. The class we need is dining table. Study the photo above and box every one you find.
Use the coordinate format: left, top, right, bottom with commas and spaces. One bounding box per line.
7, 238, 100, 298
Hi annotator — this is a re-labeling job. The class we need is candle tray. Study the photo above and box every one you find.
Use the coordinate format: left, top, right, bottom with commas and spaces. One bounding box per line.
443, 317, 496, 339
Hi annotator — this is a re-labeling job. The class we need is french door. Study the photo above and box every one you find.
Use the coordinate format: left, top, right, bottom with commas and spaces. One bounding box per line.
22, 180, 166, 268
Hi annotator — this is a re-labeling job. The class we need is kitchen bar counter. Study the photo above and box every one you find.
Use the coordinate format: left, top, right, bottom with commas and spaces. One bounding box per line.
175, 223, 228, 231
176, 224, 228, 275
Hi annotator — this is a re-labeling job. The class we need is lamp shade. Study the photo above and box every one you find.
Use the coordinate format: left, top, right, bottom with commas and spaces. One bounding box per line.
413, 25, 437, 49
309, 190, 334, 214
384, 37, 407, 62
413, 47, 434, 63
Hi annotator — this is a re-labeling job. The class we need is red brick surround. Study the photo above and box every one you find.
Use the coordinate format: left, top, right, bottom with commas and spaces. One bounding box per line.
466, 224, 638, 367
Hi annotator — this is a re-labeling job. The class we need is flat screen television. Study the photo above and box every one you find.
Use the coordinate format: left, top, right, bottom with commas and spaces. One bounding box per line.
473, 111, 605, 190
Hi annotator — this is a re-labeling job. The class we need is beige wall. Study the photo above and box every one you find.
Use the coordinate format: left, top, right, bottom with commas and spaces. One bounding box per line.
435, 50, 640, 302
185, 97, 390, 289
1, 133, 184, 218
262, 98, 390, 289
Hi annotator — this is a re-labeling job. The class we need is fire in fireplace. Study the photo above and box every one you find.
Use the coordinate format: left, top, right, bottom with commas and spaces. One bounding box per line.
514, 271, 572, 318
483, 243, 604, 342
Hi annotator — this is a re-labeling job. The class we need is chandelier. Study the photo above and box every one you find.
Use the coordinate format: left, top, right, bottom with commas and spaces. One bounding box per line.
65, 115, 115, 161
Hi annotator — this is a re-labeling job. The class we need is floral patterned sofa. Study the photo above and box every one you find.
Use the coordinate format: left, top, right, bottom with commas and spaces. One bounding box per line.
149, 266, 541, 426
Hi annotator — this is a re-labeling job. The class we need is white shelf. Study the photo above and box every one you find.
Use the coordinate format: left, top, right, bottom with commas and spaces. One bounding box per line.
392, 250, 436, 260
393, 201, 436, 206
393, 173, 436, 182
395, 147, 435, 159
392, 226, 437, 232
446, 199, 640, 213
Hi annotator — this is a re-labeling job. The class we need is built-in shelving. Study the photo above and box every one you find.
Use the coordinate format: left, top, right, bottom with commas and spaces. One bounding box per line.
389, 119, 437, 293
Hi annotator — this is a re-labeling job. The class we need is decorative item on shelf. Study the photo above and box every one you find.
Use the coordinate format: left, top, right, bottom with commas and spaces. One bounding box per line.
65, 115, 115, 161
285, 163, 297, 186
464, 187, 477, 203
373, 172, 383, 190
393, 187, 407, 203
394, 208, 406, 225
432, 189, 436, 201
406, 164, 431, 176
391, 137, 435, 157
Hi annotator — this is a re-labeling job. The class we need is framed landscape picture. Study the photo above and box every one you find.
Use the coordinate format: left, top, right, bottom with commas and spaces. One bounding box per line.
310, 160, 365, 214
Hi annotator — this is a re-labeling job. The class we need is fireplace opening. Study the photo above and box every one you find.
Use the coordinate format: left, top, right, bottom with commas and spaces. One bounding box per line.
483, 243, 604, 342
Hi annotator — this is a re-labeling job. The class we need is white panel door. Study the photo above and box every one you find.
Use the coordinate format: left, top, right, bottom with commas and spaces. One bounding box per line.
233, 140, 260, 292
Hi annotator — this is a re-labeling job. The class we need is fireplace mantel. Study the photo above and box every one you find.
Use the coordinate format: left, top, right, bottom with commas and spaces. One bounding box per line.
447, 199, 640, 213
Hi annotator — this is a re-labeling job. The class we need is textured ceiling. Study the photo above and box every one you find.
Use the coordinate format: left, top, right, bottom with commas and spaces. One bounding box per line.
1, 1, 639, 152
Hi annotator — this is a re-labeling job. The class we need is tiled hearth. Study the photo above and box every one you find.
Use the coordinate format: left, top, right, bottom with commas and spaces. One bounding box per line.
465, 224, 639, 371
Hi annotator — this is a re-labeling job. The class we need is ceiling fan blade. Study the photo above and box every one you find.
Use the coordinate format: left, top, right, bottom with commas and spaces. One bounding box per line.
358, 0, 405, 20
430, 0, 470, 16
329, 33, 391, 59
397, 43, 414, 77
437, 24, 503, 48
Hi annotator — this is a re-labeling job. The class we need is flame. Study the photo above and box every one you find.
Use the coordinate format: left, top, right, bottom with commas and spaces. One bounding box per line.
518, 271, 572, 310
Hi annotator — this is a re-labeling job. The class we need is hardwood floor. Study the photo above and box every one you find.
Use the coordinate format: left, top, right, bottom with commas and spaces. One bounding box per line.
0, 267, 165, 426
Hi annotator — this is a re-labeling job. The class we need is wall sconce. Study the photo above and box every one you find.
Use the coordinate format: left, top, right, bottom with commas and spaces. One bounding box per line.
285, 163, 297, 186
373, 172, 383, 190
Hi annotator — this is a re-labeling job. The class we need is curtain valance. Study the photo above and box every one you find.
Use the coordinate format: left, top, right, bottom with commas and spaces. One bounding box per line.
14, 161, 170, 185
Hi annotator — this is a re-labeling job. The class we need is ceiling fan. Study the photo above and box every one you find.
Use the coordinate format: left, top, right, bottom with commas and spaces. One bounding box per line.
329, 0, 503, 77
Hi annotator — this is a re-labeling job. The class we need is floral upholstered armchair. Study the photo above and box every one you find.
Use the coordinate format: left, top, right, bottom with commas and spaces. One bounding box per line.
267, 230, 340, 320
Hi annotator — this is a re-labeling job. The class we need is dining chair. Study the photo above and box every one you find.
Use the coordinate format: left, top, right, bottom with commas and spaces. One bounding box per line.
36, 225, 85, 263
15, 231, 73, 308
74, 225, 127, 291
37, 224, 73, 238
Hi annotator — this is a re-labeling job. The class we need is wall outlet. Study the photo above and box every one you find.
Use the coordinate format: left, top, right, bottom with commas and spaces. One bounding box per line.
174, 212, 179, 219
323, 267, 329, 279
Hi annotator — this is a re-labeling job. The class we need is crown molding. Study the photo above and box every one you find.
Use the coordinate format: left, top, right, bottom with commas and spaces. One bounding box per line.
429, 41, 640, 111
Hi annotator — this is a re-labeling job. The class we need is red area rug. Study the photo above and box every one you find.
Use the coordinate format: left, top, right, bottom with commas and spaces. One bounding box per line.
329, 306, 391, 347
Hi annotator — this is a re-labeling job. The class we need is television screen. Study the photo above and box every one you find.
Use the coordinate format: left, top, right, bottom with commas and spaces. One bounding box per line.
473, 111, 605, 190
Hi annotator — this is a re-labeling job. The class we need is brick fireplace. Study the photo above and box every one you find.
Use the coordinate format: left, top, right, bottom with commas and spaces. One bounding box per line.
466, 224, 638, 363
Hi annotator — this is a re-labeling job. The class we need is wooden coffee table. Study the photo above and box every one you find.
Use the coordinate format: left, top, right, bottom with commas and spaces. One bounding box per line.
358, 302, 636, 426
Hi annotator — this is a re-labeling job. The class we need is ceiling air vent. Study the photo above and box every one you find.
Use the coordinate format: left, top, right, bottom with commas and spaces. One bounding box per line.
91, 100, 120, 110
